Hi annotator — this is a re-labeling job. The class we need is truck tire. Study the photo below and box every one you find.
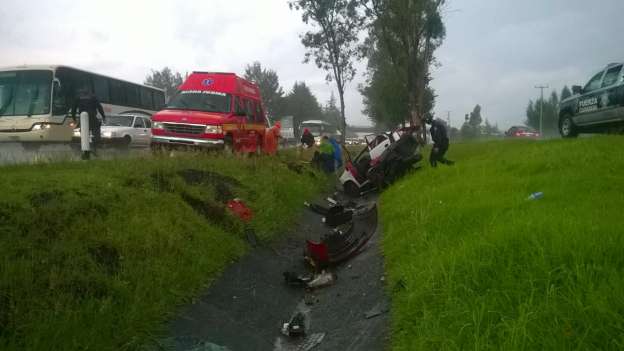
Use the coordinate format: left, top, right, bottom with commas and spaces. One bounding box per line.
559, 114, 578, 138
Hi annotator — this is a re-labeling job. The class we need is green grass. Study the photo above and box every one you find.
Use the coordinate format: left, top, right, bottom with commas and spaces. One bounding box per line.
0, 152, 325, 350
380, 136, 624, 350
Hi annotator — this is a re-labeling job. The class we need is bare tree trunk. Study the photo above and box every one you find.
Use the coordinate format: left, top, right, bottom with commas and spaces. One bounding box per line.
337, 85, 347, 144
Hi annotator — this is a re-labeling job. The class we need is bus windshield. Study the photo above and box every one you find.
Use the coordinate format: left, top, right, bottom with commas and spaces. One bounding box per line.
167, 91, 231, 113
303, 125, 323, 136
0, 70, 52, 117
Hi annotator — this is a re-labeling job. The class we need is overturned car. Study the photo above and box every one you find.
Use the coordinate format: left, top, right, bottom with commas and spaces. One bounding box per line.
340, 128, 422, 197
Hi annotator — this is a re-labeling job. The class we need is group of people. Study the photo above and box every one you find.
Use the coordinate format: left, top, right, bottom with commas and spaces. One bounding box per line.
301, 128, 342, 174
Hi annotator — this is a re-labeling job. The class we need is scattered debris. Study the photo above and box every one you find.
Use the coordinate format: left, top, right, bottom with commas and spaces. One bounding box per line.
282, 312, 307, 337
274, 333, 325, 351
307, 271, 336, 289
226, 198, 253, 222
284, 271, 313, 286
304, 293, 318, 306
305, 202, 378, 266
244, 227, 258, 247
364, 302, 390, 319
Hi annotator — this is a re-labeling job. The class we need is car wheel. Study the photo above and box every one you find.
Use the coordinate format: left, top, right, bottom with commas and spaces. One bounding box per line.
559, 114, 578, 138
223, 134, 234, 154
344, 181, 360, 198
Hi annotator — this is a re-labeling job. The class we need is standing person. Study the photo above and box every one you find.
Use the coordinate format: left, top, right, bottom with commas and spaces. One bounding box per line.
300, 128, 315, 148
263, 121, 281, 155
71, 87, 106, 148
329, 136, 343, 169
319, 135, 335, 173
426, 116, 454, 167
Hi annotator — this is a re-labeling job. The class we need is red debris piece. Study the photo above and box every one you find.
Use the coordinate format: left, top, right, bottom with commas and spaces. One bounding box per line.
227, 199, 253, 222
306, 240, 329, 266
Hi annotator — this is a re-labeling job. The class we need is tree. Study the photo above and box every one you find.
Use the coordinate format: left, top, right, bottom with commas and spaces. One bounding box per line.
468, 104, 482, 128
360, 40, 410, 128
144, 67, 183, 102
323, 92, 342, 129
483, 119, 501, 136
243, 62, 285, 120
281, 82, 324, 137
289, 0, 363, 142
561, 85, 572, 100
362, 0, 446, 140
525, 90, 559, 136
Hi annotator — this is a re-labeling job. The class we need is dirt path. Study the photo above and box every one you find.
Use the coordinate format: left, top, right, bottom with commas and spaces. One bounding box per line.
166, 192, 388, 351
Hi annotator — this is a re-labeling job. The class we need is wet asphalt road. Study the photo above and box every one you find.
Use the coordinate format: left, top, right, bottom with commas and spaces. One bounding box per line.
0, 142, 150, 165
167, 192, 389, 351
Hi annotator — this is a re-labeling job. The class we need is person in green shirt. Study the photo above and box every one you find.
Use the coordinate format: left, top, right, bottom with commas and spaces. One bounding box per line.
319, 136, 335, 173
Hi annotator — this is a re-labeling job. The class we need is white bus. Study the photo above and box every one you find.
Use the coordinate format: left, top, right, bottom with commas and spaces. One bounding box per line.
0, 65, 165, 143
299, 120, 339, 144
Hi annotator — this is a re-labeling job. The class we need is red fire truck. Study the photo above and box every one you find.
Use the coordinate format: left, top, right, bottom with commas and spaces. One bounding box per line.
151, 72, 267, 152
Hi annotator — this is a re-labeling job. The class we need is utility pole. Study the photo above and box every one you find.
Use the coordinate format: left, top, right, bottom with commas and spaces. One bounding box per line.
535, 85, 549, 136
445, 110, 451, 128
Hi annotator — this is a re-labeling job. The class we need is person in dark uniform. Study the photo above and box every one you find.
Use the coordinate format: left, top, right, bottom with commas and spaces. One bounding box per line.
300, 128, 315, 148
425, 116, 454, 167
71, 87, 106, 147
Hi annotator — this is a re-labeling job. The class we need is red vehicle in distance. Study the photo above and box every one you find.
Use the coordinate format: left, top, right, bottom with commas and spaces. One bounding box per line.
505, 125, 540, 138
151, 72, 267, 152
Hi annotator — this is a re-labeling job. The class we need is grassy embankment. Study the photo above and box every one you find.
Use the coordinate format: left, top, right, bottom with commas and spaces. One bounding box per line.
0, 152, 325, 350
381, 136, 624, 350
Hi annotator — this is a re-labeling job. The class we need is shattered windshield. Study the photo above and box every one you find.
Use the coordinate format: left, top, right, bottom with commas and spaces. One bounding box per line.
0, 70, 52, 117
167, 91, 231, 113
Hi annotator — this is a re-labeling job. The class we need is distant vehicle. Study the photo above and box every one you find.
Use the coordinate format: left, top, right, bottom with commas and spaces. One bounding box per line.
340, 129, 421, 197
299, 120, 337, 145
0, 65, 165, 144
280, 116, 295, 141
151, 71, 267, 152
345, 138, 360, 145
559, 62, 624, 137
505, 126, 540, 138
72, 114, 152, 147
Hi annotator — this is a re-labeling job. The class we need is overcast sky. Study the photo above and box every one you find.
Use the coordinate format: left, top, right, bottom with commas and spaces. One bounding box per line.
1, 0, 623, 129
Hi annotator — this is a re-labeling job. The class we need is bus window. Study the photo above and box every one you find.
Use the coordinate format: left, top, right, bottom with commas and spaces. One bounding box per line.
14, 71, 52, 116
140, 88, 153, 110
125, 84, 139, 107
154, 91, 165, 110
109, 79, 126, 105
94, 76, 110, 103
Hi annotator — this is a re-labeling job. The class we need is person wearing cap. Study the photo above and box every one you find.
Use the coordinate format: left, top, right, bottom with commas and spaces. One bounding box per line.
425, 115, 454, 167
